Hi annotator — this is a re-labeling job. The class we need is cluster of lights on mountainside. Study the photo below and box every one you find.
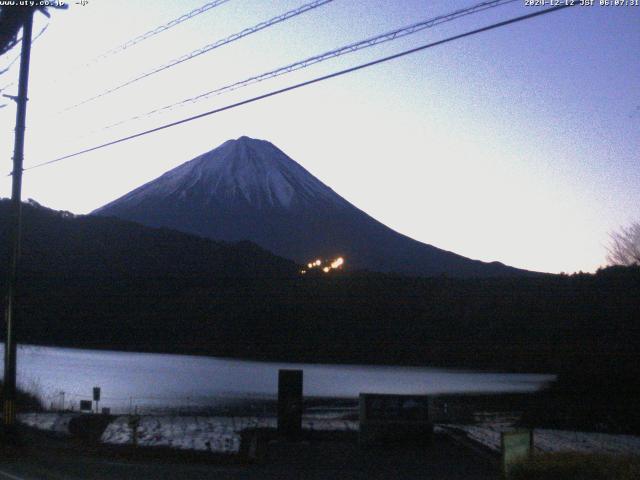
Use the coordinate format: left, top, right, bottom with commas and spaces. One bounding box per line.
300, 257, 345, 275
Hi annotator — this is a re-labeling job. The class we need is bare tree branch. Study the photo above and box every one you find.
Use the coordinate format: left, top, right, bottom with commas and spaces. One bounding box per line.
607, 222, 640, 266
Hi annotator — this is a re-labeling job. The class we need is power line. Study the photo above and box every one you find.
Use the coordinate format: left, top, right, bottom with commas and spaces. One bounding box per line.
0, 7, 28, 56
1, 24, 48, 75
1, 21, 50, 103
2, 26, 48, 73
24, 4, 577, 173
49, 0, 232, 88
88, 0, 232, 64
0, 23, 49, 92
61, 0, 334, 113
1, 49, 24, 77
102, 0, 517, 132
0, 3, 63, 58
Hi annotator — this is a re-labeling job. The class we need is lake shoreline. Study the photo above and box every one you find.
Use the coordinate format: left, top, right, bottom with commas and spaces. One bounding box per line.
5, 344, 554, 415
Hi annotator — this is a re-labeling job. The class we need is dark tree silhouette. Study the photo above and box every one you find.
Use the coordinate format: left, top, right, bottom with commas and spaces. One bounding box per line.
607, 222, 640, 266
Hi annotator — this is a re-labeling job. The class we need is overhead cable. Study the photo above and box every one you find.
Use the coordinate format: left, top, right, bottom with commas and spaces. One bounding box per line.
61, 0, 334, 112
24, 4, 576, 173
87, 0, 233, 65
103, 0, 518, 131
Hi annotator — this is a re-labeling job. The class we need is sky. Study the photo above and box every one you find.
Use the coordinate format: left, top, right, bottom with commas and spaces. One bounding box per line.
0, 0, 638, 274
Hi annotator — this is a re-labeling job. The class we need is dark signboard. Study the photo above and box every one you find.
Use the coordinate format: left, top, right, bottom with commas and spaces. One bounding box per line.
362, 394, 429, 422
278, 369, 303, 437
93, 387, 101, 402
359, 394, 432, 445
79, 400, 92, 411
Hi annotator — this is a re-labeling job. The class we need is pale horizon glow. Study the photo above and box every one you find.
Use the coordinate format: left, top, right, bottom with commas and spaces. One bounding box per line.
0, 0, 638, 274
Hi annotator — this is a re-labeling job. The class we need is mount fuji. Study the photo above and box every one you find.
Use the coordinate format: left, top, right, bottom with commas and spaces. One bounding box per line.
93, 136, 532, 277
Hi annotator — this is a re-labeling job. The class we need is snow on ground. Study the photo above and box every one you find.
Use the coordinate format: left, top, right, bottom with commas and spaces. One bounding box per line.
303, 418, 358, 431
18, 412, 355, 454
100, 415, 357, 454
21, 412, 639, 457
18, 412, 78, 435
21, 412, 640, 457
101, 416, 244, 453
444, 424, 640, 456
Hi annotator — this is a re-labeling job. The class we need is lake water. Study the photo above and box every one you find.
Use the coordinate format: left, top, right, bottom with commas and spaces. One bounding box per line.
3, 344, 554, 413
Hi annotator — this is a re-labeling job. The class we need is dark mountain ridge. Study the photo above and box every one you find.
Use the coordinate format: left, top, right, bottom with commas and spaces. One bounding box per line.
0, 199, 298, 281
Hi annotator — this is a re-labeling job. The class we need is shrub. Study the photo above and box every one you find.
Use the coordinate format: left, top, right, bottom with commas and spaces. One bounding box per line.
509, 453, 640, 480
0, 381, 44, 412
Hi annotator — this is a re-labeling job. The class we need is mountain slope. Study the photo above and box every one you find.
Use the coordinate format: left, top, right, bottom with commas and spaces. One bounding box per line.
94, 136, 533, 277
0, 199, 298, 281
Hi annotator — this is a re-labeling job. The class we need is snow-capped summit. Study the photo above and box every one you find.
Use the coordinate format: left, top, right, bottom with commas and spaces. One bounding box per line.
108, 136, 348, 211
94, 136, 532, 277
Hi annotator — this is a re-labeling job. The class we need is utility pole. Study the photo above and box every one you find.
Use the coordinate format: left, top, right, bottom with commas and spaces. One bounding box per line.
3, 7, 34, 430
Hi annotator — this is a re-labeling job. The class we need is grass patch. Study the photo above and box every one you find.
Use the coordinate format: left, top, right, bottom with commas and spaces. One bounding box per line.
509, 452, 640, 480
